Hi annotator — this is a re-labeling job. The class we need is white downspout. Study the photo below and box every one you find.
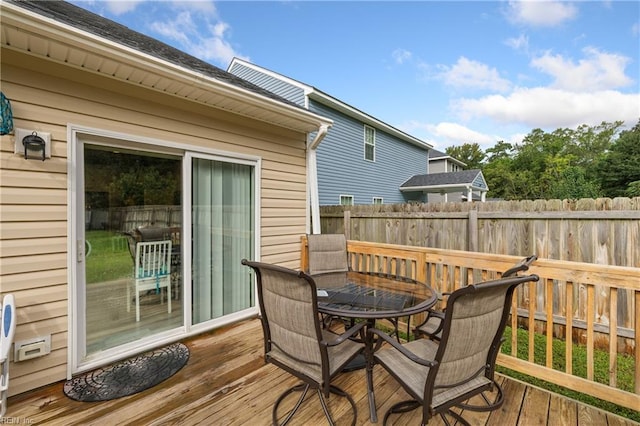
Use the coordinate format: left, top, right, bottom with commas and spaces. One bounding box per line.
307, 124, 329, 234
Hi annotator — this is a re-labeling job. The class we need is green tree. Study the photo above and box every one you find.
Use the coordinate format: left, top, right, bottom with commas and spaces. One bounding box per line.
596, 120, 640, 197
445, 143, 486, 169
548, 166, 600, 200
624, 181, 640, 197
480, 121, 623, 200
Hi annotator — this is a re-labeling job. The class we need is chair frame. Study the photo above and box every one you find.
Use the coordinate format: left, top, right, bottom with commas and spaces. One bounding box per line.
242, 259, 365, 426
414, 255, 537, 341
127, 240, 172, 322
369, 273, 539, 425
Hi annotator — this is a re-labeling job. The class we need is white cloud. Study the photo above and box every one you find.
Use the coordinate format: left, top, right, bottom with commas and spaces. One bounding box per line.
453, 87, 640, 129
95, 0, 244, 66
392, 49, 412, 65
103, 1, 144, 15
505, 0, 578, 27
400, 120, 501, 149
438, 57, 512, 92
427, 122, 499, 147
145, 3, 246, 65
531, 47, 633, 91
504, 34, 529, 52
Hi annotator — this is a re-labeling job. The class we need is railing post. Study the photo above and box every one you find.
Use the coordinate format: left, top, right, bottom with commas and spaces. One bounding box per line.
300, 235, 309, 272
468, 209, 478, 252
344, 209, 351, 240
635, 289, 640, 394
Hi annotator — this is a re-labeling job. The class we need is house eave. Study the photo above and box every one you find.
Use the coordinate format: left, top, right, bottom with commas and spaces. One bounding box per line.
308, 90, 432, 150
400, 184, 488, 193
0, 2, 333, 134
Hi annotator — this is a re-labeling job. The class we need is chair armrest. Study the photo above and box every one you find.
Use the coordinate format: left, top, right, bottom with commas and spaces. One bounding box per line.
368, 328, 436, 367
415, 309, 445, 330
324, 321, 366, 346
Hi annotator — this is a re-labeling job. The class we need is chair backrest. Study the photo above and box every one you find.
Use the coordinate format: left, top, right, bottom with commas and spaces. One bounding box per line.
307, 233, 349, 275
241, 260, 324, 367
427, 274, 538, 399
501, 255, 537, 278
135, 240, 172, 279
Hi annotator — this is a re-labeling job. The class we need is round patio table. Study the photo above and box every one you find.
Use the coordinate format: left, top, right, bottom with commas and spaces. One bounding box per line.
313, 271, 437, 423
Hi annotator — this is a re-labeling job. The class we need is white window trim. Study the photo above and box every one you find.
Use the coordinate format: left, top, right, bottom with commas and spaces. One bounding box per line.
373, 197, 383, 205
67, 123, 261, 376
339, 194, 354, 206
364, 125, 376, 162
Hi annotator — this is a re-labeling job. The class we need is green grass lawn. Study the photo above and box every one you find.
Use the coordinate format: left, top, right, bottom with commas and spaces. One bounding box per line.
85, 230, 133, 284
499, 326, 638, 422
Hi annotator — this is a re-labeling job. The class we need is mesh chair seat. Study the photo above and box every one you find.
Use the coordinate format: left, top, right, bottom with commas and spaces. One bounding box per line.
269, 329, 363, 383
242, 259, 364, 426
415, 255, 537, 341
370, 273, 539, 425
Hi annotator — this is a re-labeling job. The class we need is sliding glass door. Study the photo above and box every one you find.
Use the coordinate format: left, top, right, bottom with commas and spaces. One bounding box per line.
191, 155, 255, 325
75, 135, 257, 369
81, 144, 183, 356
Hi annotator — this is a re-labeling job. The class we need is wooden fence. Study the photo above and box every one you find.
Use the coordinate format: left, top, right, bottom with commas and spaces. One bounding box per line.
300, 237, 640, 412
319, 197, 640, 337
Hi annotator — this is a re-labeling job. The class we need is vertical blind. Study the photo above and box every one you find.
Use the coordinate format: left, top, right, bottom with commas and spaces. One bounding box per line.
192, 158, 254, 324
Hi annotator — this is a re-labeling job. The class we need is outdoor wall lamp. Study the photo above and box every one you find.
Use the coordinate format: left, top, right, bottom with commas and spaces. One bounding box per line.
13, 128, 51, 161
22, 131, 46, 161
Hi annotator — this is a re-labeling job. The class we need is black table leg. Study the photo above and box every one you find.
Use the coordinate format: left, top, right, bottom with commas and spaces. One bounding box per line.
364, 319, 378, 423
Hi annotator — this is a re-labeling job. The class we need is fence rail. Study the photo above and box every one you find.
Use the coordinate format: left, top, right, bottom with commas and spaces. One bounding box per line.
320, 197, 640, 339
300, 237, 640, 411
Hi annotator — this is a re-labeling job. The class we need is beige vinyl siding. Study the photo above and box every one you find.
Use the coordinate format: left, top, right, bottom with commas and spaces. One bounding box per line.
0, 49, 310, 395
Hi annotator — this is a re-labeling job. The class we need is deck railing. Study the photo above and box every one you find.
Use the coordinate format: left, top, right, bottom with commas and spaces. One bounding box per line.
300, 237, 640, 411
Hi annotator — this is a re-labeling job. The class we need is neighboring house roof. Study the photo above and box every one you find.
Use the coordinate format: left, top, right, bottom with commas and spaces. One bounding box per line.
228, 58, 432, 150
2, 0, 332, 134
428, 148, 467, 167
400, 169, 488, 192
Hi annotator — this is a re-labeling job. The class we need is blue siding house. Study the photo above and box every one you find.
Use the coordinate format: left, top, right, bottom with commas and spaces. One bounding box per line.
421, 149, 489, 202
228, 58, 433, 205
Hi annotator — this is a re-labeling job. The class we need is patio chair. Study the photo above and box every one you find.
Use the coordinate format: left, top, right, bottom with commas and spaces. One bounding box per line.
1, 294, 16, 417
125, 226, 182, 301
306, 233, 350, 275
415, 255, 537, 341
306, 233, 354, 330
368, 273, 539, 425
127, 240, 172, 322
241, 259, 365, 426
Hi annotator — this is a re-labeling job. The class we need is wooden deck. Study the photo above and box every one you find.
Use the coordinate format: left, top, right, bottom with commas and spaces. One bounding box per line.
6, 319, 638, 426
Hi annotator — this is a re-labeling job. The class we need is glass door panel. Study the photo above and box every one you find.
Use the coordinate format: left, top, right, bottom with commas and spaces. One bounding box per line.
192, 157, 254, 324
83, 145, 183, 355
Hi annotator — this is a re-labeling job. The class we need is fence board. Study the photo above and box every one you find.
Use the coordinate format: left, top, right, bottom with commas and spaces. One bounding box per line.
320, 197, 640, 332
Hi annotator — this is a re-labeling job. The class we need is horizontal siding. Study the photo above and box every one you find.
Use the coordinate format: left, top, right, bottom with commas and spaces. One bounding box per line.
429, 159, 446, 173
474, 173, 488, 189
228, 62, 306, 107
1, 50, 311, 396
309, 101, 429, 205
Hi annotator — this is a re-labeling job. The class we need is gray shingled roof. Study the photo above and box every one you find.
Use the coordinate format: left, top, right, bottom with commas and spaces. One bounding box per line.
427, 149, 448, 159
10, 0, 302, 110
401, 169, 483, 188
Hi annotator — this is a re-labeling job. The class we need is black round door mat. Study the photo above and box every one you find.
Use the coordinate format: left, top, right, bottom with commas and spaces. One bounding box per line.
63, 342, 189, 402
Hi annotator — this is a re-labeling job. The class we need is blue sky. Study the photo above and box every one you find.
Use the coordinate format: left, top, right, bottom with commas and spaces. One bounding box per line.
71, 1, 639, 151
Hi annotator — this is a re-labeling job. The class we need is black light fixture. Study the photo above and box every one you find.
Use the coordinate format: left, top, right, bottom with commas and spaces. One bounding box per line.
22, 131, 47, 161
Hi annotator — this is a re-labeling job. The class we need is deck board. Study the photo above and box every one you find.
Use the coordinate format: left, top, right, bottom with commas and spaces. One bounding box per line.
6, 319, 639, 426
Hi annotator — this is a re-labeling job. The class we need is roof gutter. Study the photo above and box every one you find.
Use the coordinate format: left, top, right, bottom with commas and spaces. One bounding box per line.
307, 124, 330, 234
1, 1, 332, 134
400, 183, 488, 192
